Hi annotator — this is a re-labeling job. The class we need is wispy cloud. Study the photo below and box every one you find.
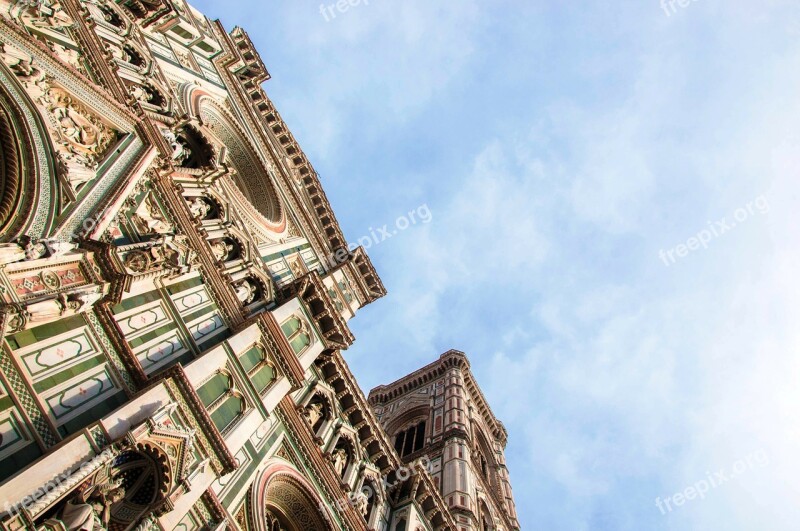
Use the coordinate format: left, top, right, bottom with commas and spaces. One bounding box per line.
191, 0, 800, 528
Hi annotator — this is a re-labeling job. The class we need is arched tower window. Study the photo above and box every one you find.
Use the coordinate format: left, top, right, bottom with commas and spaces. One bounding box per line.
393, 420, 426, 458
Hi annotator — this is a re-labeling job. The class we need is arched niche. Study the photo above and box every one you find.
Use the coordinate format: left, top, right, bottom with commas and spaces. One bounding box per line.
358, 473, 385, 526
36, 445, 172, 531
162, 124, 217, 170
186, 193, 224, 221
330, 434, 357, 481
179, 85, 286, 237
209, 235, 242, 263
250, 463, 333, 531
301, 391, 333, 438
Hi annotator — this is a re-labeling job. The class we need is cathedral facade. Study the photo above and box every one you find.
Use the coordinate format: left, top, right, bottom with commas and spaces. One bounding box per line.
0, 0, 518, 530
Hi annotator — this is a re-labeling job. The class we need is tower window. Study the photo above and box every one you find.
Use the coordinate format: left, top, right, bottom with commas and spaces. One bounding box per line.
394, 420, 426, 458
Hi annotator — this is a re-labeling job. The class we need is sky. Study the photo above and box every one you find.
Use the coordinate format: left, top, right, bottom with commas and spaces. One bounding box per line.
191, 1, 800, 529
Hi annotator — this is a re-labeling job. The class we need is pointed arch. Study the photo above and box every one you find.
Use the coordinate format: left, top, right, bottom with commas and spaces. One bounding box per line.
250, 462, 334, 531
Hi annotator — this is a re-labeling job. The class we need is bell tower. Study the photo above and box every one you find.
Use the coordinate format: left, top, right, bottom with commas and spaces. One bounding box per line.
369, 350, 521, 531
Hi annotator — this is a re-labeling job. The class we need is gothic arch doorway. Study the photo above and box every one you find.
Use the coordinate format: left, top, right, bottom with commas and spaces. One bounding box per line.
251, 462, 334, 531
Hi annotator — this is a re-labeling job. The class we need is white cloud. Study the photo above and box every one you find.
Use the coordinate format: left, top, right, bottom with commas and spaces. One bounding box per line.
190, 1, 800, 528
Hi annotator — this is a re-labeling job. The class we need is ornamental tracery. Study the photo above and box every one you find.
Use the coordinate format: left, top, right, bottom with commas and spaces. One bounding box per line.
252, 469, 332, 531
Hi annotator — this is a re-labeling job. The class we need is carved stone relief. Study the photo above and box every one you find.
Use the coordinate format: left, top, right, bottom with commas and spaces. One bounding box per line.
0, 43, 118, 195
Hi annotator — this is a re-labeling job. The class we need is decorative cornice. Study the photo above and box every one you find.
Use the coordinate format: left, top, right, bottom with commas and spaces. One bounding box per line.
348, 246, 387, 304
279, 270, 355, 351
209, 20, 368, 273
319, 352, 401, 475
368, 350, 509, 446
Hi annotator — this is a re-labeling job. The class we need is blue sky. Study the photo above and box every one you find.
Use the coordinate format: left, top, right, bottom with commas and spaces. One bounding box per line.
192, 1, 800, 529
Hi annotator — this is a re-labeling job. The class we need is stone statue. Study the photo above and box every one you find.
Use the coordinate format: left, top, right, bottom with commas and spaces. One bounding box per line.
354, 492, 369, 517
25, 291, 100, 324
160, 129, 192, 165
24, 239, 76, 260
131, 194, 172, 235
211, 240, 234, 262
59, 478, 126, 531
234, 279, 257, 305
26, 297, 68, 322
331, 447, 348, 476
153, 237, 193, 273
0, 243, 26, 265
189, 197, 212, 220
128, 83, 148, 103
303, 401, 324, 429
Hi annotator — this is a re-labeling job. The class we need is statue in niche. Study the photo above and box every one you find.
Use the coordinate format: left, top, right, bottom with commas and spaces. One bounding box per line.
331, 447, 348, 476
233, 278, 257, 305
131, 194, 173, 235
58, 477, 126, 531
128, 83, 148, 103
303, 401, 325, 430
189, 196, 212, 220
210, 240, 234, 262
160, 129, 192, 165
354, 492, 369, 517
